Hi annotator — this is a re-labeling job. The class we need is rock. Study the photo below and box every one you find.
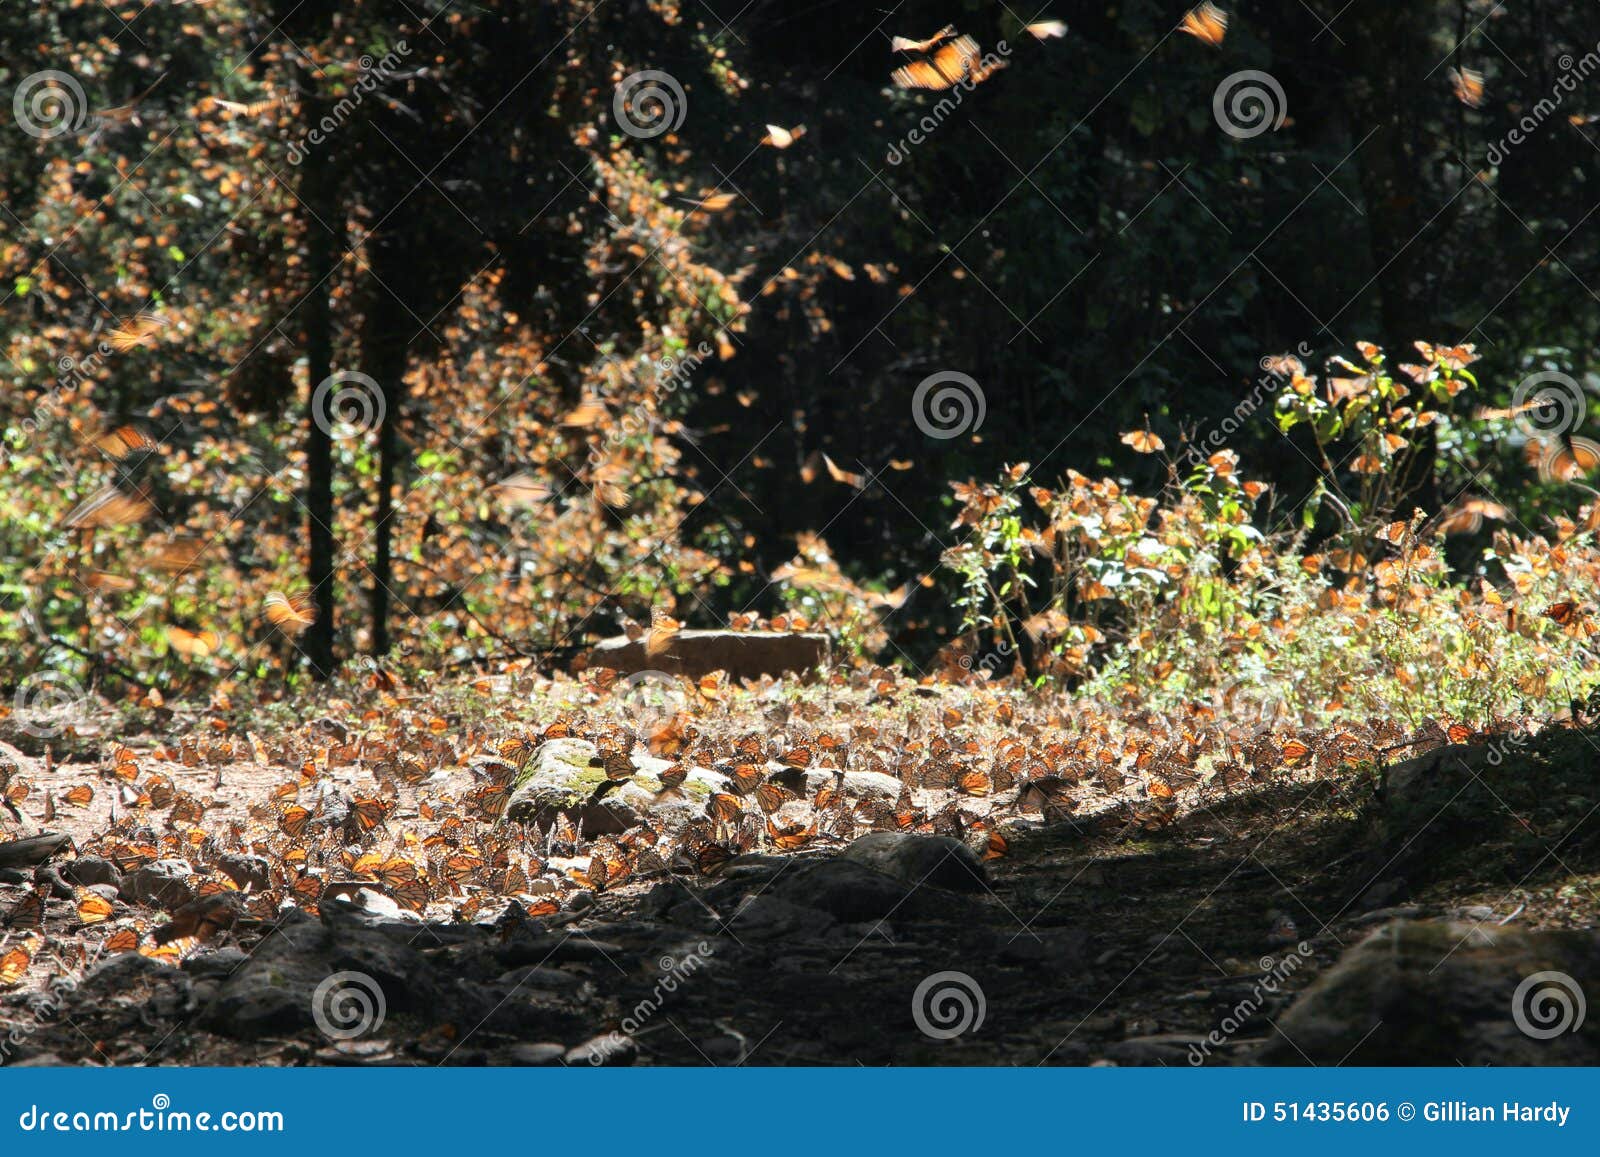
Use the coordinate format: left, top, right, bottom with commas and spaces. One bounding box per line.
997, 929, 1091, 967
0, 833, 71, 870
775, 859, 912, 922
183, 948, 250, 979
61, 856, 120, 888
495, 965, 585, 994
119, 859, 195, 911
765, 767, 903, 800
506, 738, 641, 835
1255, 919, 1600, 1064
32, 865, 74, 899
1384, 743, 1493, 803
840, 832, 988, 892
587, 629, 829, 682
0, 867, 31, 885
216, 853, 272, 892
727, 894, 837, 941
565, 1033, 637, 1066
503, 1042, 567, 1066
1103, 1034, 1212, 1065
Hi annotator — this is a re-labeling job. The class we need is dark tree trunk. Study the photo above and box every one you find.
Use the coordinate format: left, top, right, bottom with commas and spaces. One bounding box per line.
366, 240, 412, 658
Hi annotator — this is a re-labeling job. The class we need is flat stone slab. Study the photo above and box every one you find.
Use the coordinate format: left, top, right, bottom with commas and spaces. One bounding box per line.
587, 630, 829, 681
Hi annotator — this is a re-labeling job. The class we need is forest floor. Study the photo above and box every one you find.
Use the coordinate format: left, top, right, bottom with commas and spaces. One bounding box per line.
2, 669, 1597, 1066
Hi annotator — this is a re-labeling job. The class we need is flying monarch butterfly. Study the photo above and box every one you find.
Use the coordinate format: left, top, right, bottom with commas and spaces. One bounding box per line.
1539, 434, 1600, 483
0, 943, 31, 985
62, 485, 156, 529
684, 190, 738, 213
105, 312, 167, 353
760, 123, 806, 149
83, 569, 137, 594
145, 535, 209, 575
891, 35, 991, 91
1450, 66, 1486, 108
203, 97, 279, 118
890, 25, 957, 53
76, 889, 116, 924
1026, 20, 1068, 40
92, 424, 157, 459
167, 626, 221, 659
560, 396, 607, 429
821, 452, 866, 490
645, 605, 682, 658
263, 590, 317, 636
1178, 2, 1228, 47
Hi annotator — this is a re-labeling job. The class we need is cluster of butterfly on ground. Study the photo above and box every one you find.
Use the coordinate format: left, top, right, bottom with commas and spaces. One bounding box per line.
0, 648, 1527, 992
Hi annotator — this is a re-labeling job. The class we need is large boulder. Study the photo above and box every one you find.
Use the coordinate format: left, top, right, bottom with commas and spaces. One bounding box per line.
586, 630, 829, 682
506, 739, 640, 835
840, 832, 989, 892
1254, 919, 1600, 1064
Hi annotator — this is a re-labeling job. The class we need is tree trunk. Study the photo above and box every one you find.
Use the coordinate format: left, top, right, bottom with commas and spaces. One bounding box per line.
367, 240, 411, 657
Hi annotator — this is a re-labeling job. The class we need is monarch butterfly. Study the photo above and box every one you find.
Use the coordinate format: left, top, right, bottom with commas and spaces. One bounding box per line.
1450, 66, 1486, 108
683, 190, 738, 213
1178, 2, 1228, 47
83, 570, 138, 594
708, 792, 745, 824
775, 743, 814, 768
263, 590, 317, 636
468, 783, 511, 819
890, 25, 956, 53
92, 424, 157, 459
956, 770, 992, 797
106, 842, 158, 872
0, 944, 31, 985
822, 452, 866, 489
492, 472, 555, 510
104, 927, 143, 953
2, 888, 46, 930
760, 123, 806, 149
726, 763, 765, 795
441, 853, 485, 882
62, 784, 94, 807
1539, 435, 1600, 483
387, 878, 430, 913
767, 817, 817, 850
278, 803, 313, 840
105, 312, 167, 353
1280, 739, 1312, 764
345, 796, 389, 836
1120, 428, 1165, 454
752, 783, 793, 815
76, 889, 116, 924
892, 36, 995, 92
645, 605, 682, 658
164, 626, 218, 661
560, 397, 607, 429
1026, 20, 1068, 40
62, 485, 156, 529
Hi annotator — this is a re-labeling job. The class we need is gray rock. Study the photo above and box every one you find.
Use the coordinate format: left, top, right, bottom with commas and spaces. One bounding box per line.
216, 853, 272, 892
32, 865, 74, 898
1255, 919, 1600, 1064
183, 948, 250, 979
61, 856, 120, 888
504, 1042, 567, 1066
119, 859, 195, 911
775, 859, 912, 922
587, 629, 829, 682
506, 738, 640, 835
565, 1033, 637, 1066
0, 867, 31, 885
840, 832, 988, 892
1102, 1034, 1212, 1065
495, 965, 585, 994
766, 767, 903, 800
727, 894, 837, 941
